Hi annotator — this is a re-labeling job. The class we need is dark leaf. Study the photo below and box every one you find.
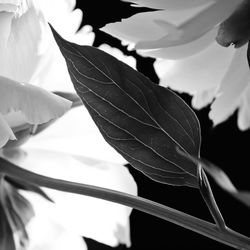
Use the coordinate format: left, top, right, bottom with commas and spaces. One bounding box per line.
0, 204, 15, 250
0, 176, 34, 249
51, 25, 201, 188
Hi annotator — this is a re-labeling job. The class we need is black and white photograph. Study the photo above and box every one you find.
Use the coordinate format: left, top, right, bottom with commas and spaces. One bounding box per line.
0, 0, 250, 249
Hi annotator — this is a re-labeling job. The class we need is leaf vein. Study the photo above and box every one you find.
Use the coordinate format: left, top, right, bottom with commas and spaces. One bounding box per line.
81, 97, 192, 175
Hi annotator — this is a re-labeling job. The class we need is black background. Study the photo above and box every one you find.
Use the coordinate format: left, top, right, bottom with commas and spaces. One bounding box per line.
75, 1, 250, 249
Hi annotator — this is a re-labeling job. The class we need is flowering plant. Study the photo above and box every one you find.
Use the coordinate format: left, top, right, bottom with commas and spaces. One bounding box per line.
1, 0, 250, 250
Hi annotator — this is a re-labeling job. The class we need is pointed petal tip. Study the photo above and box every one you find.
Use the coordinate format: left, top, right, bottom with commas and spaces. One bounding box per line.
0, 114, 17, 149
50, 94, 72, 118
0, 75, 72, 126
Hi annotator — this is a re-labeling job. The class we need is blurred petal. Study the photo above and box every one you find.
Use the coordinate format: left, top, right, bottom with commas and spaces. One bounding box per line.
209, 45, 249, 126
0, 0, 28, 16
139, 27, 218, 59
30, 23, 94, 91
0, 12, 13, 50
37, 0, 81, 41
21, 213, 87, 250
37, 0, 76, 23
25, 106, 125, 164
102, 1, 241, 52
122, 0, 210, 10
29, 30, 75, 92
99, 44, 136, 69
135, 0, 241, 50
4, 148, 137, 247
30, 25, 94, 92
101, 9, 205, 46
4, 111, 27, 129
0, 75, 71, 124
0, 3, 17, 13
36, 0, 94, 45
0, 2, 50, 83
0, 114, 16, 148
154, 41, 235, 96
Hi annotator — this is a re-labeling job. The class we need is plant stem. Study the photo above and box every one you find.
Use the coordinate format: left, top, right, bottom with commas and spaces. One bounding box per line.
1, 158, 250, 250
198, 165, 226, 230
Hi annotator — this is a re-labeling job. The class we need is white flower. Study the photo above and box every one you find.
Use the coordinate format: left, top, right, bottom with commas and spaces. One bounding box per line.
0, 0, 137, 249
0, 0, 95, 146
0, 0, 79, 148
2, 106, 136, 249
101, 0, 250, 130
0, 74, 72, 148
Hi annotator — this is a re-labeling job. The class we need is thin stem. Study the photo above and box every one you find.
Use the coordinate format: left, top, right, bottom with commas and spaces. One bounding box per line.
177, 146, 226, 230
1, 158, 250, 250
198, 165, 226, 230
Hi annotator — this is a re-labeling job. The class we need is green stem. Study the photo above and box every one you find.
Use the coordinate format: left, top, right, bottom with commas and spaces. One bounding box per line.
1, 158, 250, 250
198, 165, 226, 230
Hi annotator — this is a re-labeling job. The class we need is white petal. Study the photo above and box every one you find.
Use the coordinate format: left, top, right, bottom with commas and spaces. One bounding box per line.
0, 0, 20, 13
139, 27, 218, 59
101, 9, 204, 46
122, 0, 210, 10
191, 87, 216, 109
0, 0, 28, 16
0, 0, 90, 91
237, 85, 250, 130
21, 212, 87, 250
30, 25, 94, 92
154, 41, 235, 95
73, 25, 95, 46
37, 0, 76, 23
4, 111, 27, 128
209, 45, 249, 126
38, 0, 81, 40
0, 2, 50, 83
36, 0, 92, 45
0, 114, 16, 148
24, 106, 126, 164
102, 1, 241, 52
4, 148, 137, 247
0, 75, 71, 124
99, 44, 136, 69
28, 29, 75, 92
135, 0, 241, 50
0, 12, 13, 50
